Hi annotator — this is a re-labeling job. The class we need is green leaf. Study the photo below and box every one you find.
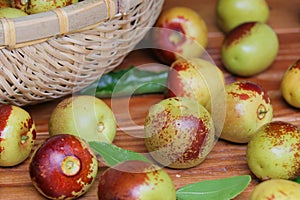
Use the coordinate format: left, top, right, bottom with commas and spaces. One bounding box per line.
89, 141, 150, 166
80, 66, 168, 98
176, 175, 251, 200
293, 177, 300, 184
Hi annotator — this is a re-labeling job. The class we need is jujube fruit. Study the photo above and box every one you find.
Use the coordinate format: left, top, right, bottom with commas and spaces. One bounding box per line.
280, 59, 300, 108
98, 160, 176, 200
247, 121, 300, 181
0, 104, 36, 167
29, 134, 98, 199
165, 58, 226, 109
144, 97, 215, 169
48, 95, 117, 143
152, 6, 208, 65
220, 81, 273, 143
250, 179, 300, 200
216, 0, 270, 33
221, 22, 279, 77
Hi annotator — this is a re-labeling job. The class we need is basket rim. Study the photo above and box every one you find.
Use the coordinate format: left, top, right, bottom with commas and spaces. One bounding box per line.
0, 0, 143, 49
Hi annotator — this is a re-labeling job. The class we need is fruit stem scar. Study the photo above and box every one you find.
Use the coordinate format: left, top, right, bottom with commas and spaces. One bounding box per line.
97, 122, 105, 134
169, 31, 183, 45
61, 155, 81, 176
21, 0, 28, 5
257, 104, 267, 120
21, 135, 28, 144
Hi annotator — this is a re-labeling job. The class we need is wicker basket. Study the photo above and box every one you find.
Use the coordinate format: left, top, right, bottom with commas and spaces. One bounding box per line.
0, 0, 164, 106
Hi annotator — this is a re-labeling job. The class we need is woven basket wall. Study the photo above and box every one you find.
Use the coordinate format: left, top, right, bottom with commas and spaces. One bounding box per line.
0, 0, 164, 106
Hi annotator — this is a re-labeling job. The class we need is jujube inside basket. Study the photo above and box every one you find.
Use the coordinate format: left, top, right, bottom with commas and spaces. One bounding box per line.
0, 0, 164, 106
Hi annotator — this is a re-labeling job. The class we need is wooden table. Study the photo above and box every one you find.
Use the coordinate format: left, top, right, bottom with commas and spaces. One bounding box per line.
0, 0, 299, 199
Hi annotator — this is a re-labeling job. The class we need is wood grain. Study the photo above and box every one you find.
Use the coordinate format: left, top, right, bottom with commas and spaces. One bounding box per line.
0, 0, 299, 199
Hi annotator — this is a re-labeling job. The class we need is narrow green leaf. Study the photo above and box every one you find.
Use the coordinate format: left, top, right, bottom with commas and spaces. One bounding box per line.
176, 175, 251, 200
293, 177, 300, 184
80, 66, 168, 98
89, 141, 150, 166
